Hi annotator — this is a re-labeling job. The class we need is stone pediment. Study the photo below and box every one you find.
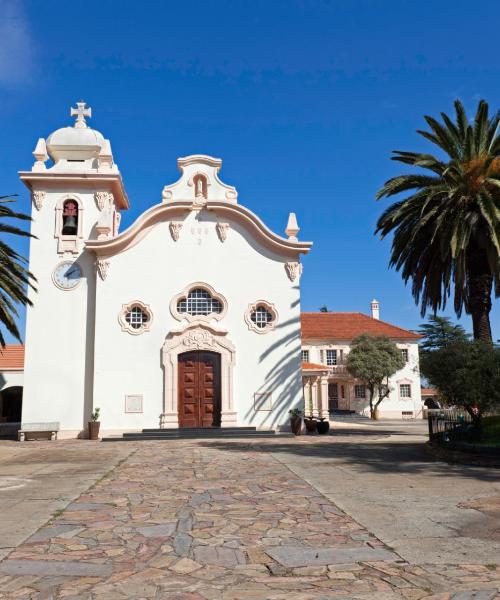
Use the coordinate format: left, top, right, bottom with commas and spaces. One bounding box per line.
162, 155, 238, 204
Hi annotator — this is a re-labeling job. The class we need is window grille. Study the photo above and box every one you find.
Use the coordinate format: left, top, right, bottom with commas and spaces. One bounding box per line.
400, 384, 411, 398
301, 350, 309, 362
177, 288, 222, 316
250, 305, 273, 329
326, 349, 337, 366
125, 306, 149, 329
401, 349, 409, 362
354, 384, 366, 399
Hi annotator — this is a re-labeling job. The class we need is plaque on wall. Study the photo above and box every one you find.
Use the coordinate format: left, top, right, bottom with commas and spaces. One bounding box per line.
254, 392, 272, 412
125, 395, 143, 413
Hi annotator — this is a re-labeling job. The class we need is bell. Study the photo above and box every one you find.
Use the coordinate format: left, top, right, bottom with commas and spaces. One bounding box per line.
62, 216, 77, 235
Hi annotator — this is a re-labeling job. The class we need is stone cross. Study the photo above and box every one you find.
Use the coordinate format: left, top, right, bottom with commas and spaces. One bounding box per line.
71, 102, 91, 129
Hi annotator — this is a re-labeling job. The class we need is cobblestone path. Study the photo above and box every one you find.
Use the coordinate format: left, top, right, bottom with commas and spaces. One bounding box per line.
0, 441, 498, 599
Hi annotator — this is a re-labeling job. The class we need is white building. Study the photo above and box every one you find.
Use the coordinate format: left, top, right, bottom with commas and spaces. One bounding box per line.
0, 103, 423, 438
300, 302, 423, 419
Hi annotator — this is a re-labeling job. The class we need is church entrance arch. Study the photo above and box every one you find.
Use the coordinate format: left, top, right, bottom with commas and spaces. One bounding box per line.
178, 351, 221, 428
161, 324, 237, 428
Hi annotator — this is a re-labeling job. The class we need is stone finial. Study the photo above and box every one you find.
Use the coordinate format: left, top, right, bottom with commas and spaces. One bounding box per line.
98, 139, 114, 170
96, 209, 112, 240
32, 138, 48, 172
285, 212, 300, 241
371, 299, 380, 320
71, 101, 91, 129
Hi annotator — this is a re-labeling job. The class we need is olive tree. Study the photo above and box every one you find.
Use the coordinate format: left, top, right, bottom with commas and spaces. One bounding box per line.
347, 335, 405, 419
421, 340, 500, 425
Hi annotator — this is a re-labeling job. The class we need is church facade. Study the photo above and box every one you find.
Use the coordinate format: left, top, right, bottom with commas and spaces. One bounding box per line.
16, 103, 312, 437
0, 104, 424, 438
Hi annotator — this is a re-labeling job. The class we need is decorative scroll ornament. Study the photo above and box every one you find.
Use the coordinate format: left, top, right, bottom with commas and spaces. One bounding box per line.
96, 258, 110, 281
169, 221, 183, 241
285, 261, 303, 282
182, 329, 216, 349
94, 191, 113, 211
216, 222, 230, 242
31, 190, 45, 211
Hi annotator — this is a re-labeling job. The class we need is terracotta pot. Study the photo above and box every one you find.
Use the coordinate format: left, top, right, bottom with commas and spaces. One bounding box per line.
316, 420, 330, 434
88, 421, 100, 440
290, 415, 302, 436
304, 418, 317, 434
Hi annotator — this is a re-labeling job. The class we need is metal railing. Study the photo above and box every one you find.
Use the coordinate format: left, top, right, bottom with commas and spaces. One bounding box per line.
427, 409, 474, 444
326, 362, 350, 376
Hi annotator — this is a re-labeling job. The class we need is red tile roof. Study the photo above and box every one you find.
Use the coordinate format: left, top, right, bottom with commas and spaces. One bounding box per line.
0, 345, 24, 370
302, 361, 329, 371
301, 312, 421, 340
421, 387, 438, 396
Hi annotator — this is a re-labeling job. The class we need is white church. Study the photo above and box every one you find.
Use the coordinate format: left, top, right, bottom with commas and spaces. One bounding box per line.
0, 103, 423, 439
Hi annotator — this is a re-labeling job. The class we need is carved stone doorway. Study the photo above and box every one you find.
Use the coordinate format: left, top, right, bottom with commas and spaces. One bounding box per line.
161, 323, 237, 428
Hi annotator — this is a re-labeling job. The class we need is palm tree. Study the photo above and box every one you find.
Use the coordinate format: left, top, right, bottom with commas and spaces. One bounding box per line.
376, 100, 500, 343
0, 195, 36, 346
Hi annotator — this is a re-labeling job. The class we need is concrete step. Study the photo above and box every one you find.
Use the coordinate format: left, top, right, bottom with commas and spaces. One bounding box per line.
141, 426, 258, 433
102, 431, 279, 442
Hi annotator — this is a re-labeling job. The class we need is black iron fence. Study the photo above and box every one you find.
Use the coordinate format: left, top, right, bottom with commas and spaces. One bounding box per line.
427, 409, 475, 444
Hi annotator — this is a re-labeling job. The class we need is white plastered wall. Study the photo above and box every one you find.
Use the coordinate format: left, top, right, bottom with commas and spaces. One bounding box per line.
21, 187, 104, 436
93, 209, 303, 433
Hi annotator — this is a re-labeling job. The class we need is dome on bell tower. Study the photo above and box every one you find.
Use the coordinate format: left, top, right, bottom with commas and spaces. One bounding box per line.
46, 102, 106, 165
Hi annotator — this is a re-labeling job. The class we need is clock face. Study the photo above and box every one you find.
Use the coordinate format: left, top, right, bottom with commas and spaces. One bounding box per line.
52, 261, 82, 290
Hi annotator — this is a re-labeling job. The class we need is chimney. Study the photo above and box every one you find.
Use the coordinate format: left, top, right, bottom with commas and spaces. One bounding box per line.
371, 299, 380, 320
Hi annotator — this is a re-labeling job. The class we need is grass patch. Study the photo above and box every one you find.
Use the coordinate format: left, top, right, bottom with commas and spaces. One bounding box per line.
478, 415, 500, 447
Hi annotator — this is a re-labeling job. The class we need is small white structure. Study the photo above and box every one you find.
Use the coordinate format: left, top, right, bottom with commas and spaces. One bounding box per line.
17, 102, 312, 438
301, 307, 423, 419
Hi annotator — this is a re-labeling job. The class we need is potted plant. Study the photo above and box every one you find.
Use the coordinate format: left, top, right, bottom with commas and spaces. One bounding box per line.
304, 416, 317, 433
289, 408, 302, 435
316, 416, 330, 435
88, 408, 101, 440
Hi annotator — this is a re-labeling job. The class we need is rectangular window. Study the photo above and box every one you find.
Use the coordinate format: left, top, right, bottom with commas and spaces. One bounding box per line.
401, 349, 409, 362
301, 349, 309, 362
400, 384, 411, 398
354, 385, 366, 399
326, 349, 337, 366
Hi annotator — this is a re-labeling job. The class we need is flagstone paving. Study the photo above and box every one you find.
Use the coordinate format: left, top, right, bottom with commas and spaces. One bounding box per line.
0, 439, 499, 599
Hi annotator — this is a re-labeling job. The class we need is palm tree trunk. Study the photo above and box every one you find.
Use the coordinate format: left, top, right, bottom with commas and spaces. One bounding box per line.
466, 248, 493, 343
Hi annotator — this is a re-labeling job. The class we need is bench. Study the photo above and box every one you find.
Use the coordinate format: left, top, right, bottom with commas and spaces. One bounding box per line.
18, 422, 60, 441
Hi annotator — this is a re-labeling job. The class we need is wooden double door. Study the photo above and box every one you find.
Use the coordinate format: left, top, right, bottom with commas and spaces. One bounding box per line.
178, 351, 221, 428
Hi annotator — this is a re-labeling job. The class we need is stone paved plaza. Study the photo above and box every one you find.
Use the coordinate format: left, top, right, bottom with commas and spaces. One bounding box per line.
0, 422, 499, 599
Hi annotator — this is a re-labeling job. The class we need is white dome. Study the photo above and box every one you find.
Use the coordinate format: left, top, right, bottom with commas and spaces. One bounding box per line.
46, 125, 105, 162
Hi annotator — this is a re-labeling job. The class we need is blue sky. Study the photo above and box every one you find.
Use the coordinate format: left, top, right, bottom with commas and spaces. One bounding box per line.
1, 0, 500, 341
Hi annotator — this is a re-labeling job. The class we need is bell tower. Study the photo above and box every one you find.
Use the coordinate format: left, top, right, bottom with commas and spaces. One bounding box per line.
18, 102, 129, 436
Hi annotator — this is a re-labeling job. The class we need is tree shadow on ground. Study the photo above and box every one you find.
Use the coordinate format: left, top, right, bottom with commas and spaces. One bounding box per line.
195, 435, 499, 482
